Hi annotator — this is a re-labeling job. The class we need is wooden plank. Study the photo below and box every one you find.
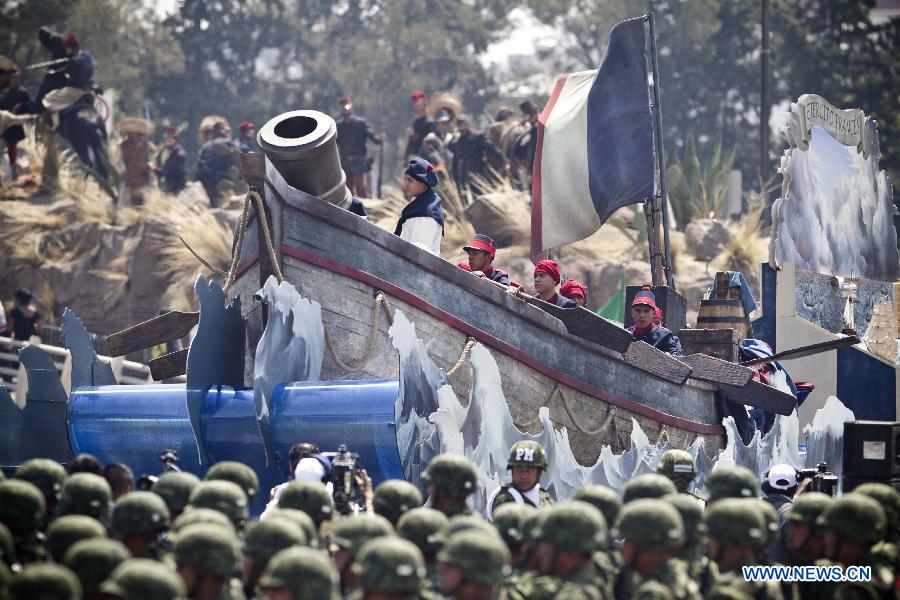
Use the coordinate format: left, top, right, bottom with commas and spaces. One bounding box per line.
681, 353, 753, 387
527, 298, 634, 354
623, 341, 692, 385
740, 335, 860, 366
149, 349, 188, 381
719, 379, 796, 416
107, 311, 199, 357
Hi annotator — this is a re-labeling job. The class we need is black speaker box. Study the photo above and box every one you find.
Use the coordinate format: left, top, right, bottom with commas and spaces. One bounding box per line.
842, 420, 900, 479
842, 475, 900, 493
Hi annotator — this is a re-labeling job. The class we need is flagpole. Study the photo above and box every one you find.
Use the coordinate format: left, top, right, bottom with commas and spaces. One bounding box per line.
647, 12, 675, 289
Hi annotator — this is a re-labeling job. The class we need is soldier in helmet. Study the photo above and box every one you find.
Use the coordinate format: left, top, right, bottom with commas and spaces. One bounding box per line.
110, 491, 170, 559
0, 479, 47, 564
101, 557, 187, 600
665, 493, 716, 596
487, 441, 554, 520
45, 514, 106, 562
531, 501, 610, 599
186, 480, 249, 530
447, 514, 501, 540
704, 498, 783, 599
57, 472, 112, 523
205, 461, 259, 506
397, 507, 449, 590
622, 473, 678, 504
656, 450, 699, 497
770, 492, 831, 567
351, 536, 436, 600
14, 458, 67, 517
373, 479, 423, 526
153, 471, 200, 522
9, 563, 82, 600
261, 508, 319, 549
437, 530, 511, 599
330, 513, 395, 595
0, 522, 20, 574
422, 453, 478, 518
506, 509, 561, 600
615, 498, 700, 600
63, 537, 131, 599
853, 482, 900, 584
258, 546, 340, 600
274, 480, 334, 532
173, 523, 241, 600
704, 465, 758, 504
242, 517, 307, 598
491, 502, 535, 570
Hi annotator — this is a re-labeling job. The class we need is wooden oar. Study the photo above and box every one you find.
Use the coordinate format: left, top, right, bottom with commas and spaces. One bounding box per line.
740, 335, 860, 367
718, 379, 797, 416
679, 353, 754, 387
623, 341, 693, 385
106, 311, 199, 357
149, 349, 188, 381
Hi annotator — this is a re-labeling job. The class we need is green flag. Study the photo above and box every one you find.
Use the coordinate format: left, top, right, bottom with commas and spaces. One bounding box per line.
597, 272, 626, 323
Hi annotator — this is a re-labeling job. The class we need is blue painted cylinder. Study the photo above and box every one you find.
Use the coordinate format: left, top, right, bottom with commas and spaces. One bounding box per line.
270, 379, 403, 486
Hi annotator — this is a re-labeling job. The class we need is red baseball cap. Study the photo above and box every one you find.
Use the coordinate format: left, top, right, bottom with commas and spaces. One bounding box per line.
463, 234, 496, 258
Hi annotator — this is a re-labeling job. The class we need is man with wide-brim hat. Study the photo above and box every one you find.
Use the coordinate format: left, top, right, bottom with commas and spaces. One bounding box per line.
627, 286, 683, 355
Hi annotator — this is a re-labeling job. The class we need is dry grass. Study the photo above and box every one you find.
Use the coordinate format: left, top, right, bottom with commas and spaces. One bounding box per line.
715, 190, 769, 275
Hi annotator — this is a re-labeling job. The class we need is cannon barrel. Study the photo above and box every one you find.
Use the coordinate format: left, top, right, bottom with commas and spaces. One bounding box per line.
257, 110, 352, 207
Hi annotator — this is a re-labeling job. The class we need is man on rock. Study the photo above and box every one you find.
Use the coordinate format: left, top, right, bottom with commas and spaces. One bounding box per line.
628, 287, 683, 355
449, 114, 508, 201
461, 234, 509, 285
486, 441, 554, 520
335, 96, 383, 198
531, 260, 576, 308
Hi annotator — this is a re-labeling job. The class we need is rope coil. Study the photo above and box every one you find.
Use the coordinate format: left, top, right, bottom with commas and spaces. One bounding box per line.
325, 293, 393, 375
224, 189, 284, 292
446, 338, 476, 377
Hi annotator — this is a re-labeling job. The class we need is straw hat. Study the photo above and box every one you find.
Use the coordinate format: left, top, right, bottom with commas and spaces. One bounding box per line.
118, 117, 151, 136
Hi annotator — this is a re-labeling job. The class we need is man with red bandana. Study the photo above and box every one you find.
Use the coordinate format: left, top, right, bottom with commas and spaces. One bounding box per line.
461, 234, 509, 286
559, 279, 587, 307
628, 287, 683, 355
531, 259, 576, 308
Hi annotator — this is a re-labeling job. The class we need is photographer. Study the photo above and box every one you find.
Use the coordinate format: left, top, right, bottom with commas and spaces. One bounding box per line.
762, 464, 800, 521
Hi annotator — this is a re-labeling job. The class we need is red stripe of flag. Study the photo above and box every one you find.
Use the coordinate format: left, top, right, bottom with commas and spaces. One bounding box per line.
530, 75, 568, 264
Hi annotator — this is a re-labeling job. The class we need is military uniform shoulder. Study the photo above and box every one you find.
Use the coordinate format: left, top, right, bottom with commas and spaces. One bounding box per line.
506, 572, 560, 600
553, 580, 605, 600
538, 488, 555, 507
633, 579, 675, 600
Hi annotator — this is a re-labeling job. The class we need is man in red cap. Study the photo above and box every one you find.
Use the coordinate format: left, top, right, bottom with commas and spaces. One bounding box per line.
559, 279, 587, 308
237, 121, 256, 153
461, 234, 509, 285
532, 260, 576, 308
335, 96, 383, 198
628, 287, 682, 355
154, 125, 187, 194
404, 90, 437, 162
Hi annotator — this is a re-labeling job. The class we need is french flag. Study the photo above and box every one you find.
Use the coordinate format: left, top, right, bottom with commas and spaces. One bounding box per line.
531, 17, 655, 261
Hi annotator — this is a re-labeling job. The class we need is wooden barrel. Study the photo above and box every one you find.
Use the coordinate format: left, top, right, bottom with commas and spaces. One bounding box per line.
696, 299, 748, 337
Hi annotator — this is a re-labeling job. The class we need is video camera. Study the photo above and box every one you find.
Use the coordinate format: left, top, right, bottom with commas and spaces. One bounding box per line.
321, 444, 363, 516
136, 449, 182, 491
798, 462, 839, 496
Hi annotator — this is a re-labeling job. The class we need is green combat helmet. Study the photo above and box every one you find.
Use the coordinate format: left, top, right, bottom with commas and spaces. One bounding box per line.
63, 537, 130, 597
46, 514, 107, 562
784, 492, 832, 525
259, 546, 340, 600
0, 522, 17, 571
446, 514, 501, 540
15, 458, 67, 510
507, 440, 549, 470
572, 485, 622, 531
664, 493, 705, 548
438, 529, 511, 585
153, 471, 200, 517
244, 518, 307, 566
421, 453, 478, 499
750, 498, 780, 545
9, 563, 82, 600
373, 479, 423, 525
263, 508, 319, 548
172, 507, 235, 535
173, 523, 240, 577
57, 472, 112, 522
492, 502, 536, 551
396, 507, 449, 559
277, 480, 334, 528
100, 557, 187, 600
187, 480, 248, 528
533, 501, 607, 554
331, 513, 394, 556
205, 461, 259, 505
657, 449, 697, 492
617, 498, 685, 550
0, 479, 46, 532
353, 536, 426, 595
853, 483, 900, 543
704, 498, 768, 548
816, 493, 886, 546
704, 466, 759, 503
111, 491, 170, 536
622, 473, 678, 504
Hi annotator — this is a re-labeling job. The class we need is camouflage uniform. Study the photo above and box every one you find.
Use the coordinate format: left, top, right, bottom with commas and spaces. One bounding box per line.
187, 480, 249, 530
397, 507, 449, 590
572, 485, 624, 581
45, 514, 106, 562
63, 537, 130, 597
349, 536, 440, 600
100, 557, 186, 599
853, 482, 900, 582
0, 479, 47, 564
657, 449, 699, 497
665, 493, 717, 595
373, 479, 423, 525
422, 453, 478, 518
14, 458, 67, 515
205, 461, 259, 505
258, 546, 340, 600
617, 498, 700, 600
704, 498, 783, 600
490, 441, 554, 517
58, 472, 113, 523
506, 509, 560, 600
704, 466, 759, 504
622, 474, 678, 504
331, 513, 395, 594
492, 502, 536, 556
438, 529, 512, 598
8, 563, 82, 600
276, 480, 334, 529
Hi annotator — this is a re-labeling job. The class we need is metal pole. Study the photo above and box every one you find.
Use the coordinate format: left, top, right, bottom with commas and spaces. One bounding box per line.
761, 0, 770, 195
647, 13, 675, 289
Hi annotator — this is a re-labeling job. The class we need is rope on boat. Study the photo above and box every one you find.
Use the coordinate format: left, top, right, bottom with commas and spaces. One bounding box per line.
446, 337, 477, 377
223, 189, 284, 293
326, 292, 392, 375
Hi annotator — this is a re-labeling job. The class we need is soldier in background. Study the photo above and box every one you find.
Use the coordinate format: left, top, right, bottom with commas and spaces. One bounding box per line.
241, 517, 307, 598
405, 90, 436, 161
0, 480, 47, 564
421, 454, 477, 518
237, 121, 256, 153
656, 449, 700, 498
448, 114, 508, 201
14, 458, 67, 517
257, 546, 339, 600
372, 480, 423, 526
118, 118, 154, 206
351, 536, 437, 600
486, 440, 554, 520
110, 491, 169, 560
172, 524, 240, 600
0, 68, 33, 180
196, 121, 240, 208
335, 96, 383, 198
154, 125, 187, 194
437, 530, 511, 600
